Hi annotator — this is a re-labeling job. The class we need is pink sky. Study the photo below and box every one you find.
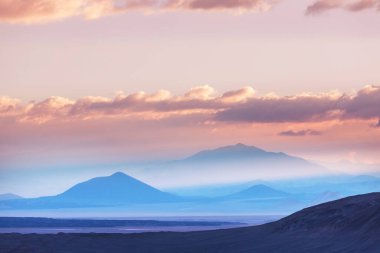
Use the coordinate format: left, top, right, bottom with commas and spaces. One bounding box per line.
0, 0, 379, 196
1, 0, 379, 100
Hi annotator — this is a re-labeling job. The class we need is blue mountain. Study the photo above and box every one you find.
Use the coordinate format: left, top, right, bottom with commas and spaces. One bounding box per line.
0, 172, 181, 209
154, 143, 329, 193
182, 143, 311, 164
54, 172, 181, 205
223, 185, 290, 200
0, 193, 23, 201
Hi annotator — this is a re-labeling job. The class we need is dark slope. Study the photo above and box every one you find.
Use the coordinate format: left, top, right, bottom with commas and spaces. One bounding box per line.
0, 172, 180, 209
1, 193, 380, 253
270, 192, 380, 234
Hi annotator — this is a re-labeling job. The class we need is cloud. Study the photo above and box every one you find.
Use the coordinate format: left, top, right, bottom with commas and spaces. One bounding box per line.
341, 85, 380, 120
186, 0, 271, 11
278, 129, 322, 136
0, 96, 20, 114
216, 93, 340, 123
216, 85, 380, 123
184, 85, 216, 100
306, 0, 380, 15
1, 85, 379, 125
219, 86, 256, 103
0, 0, 273, 24
371, 119, 380, 128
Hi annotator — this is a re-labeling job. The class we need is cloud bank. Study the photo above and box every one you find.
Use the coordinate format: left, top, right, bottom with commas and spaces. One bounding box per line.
216, 85, 380, 123
306, 0, 380, 15
2, 0, 378, 24
0, 0, 272, 24
1, 85, 379, 125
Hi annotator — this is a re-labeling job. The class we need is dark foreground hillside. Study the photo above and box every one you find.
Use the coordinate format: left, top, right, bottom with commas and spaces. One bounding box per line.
1, 193, 380, 253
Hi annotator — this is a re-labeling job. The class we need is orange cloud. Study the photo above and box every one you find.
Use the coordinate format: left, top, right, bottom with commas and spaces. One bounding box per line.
0, 0, 273, 24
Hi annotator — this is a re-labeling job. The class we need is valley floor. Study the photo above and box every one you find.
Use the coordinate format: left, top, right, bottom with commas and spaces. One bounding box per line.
0, 227, 377, 253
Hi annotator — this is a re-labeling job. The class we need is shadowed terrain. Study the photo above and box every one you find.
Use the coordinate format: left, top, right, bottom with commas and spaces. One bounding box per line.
1, 193, 379, 253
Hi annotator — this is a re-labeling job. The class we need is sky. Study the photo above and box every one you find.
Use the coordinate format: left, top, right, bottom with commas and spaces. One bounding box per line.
0, 0, 380, 197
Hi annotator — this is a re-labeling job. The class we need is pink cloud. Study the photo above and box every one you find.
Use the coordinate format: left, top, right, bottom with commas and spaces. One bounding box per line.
306, 0, 380, 15
216, 85, 380, 123
1, 85, 379, 124
0, 0, 273, 24
278, 129, 322, 137
219, 86, 256, 103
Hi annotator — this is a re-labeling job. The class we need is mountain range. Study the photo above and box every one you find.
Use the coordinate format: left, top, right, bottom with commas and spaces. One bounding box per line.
2, 169, 378, 216
0, 171, 301, 213
1, 144, 379, 214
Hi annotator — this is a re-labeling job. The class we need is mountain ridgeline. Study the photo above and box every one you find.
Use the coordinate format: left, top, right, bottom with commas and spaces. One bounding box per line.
0, 171, 299, 212
145, 143, 329, 185
184, 143, 294, 162
0, 144, 379, 213
0, 194, 23, 201
0, 172, 181, 209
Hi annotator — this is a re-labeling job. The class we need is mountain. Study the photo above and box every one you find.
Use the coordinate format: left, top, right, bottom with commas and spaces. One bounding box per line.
0, 193, 23, 201
55, 172, 180, 205
143, 143, 329, 187
182, 143, 309, 164
223, 184, 290, 200
2, 193, 380, 253
183, 143, 282, 162
0, 172, 181, 209
271, 192, 380, 234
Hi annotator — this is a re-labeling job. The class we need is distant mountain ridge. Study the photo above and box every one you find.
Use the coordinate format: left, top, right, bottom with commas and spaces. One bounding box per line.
0, 172, 181, 209
223, 185, 290, 200
0, 193, 23, 201
146, 143, 330, 188
0, 144, 377, 214
55, 172, 180, 205
182, 143, 306, 163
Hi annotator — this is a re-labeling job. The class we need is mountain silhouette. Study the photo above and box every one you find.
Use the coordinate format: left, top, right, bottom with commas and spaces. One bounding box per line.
150, 143, 329, 184
0, 193, 23, 201
223, 184, 290, 200
0, 172, 180, 209
184, 143, 276, 162
55, 172, 180, 205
